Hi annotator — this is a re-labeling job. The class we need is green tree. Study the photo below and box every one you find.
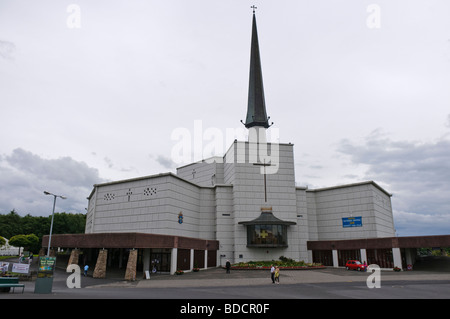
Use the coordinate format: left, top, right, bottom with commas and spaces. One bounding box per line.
0, 210, 86, 253
51, 212, 86, 234
9, 234, 27, 255
0, 210, 22, 239
9, 234, 39, 254
25, 234, 39, 253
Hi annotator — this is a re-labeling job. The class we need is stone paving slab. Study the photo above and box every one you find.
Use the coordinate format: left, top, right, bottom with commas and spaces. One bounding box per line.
85, 266, 450, 289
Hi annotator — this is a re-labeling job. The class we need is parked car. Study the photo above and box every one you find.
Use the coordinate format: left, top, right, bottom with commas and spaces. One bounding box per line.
345, 260, 366, 271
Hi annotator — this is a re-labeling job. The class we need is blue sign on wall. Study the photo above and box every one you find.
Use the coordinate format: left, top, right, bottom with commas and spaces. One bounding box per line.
342, 216, 362, 227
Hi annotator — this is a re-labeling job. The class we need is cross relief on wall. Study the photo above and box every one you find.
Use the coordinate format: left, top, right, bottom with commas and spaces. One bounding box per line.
103, 187, 158, 202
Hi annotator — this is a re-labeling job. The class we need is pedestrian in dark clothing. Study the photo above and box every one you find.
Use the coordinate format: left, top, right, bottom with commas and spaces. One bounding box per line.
270, 265, 275, 283
226, 260, 231, 274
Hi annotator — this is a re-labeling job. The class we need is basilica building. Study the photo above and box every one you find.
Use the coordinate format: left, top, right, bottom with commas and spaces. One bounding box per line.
43, 11, 437, 278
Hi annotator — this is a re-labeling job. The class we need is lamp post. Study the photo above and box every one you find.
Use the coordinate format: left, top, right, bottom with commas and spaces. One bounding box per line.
43, 191, 66, 256
34, 191, 67, 294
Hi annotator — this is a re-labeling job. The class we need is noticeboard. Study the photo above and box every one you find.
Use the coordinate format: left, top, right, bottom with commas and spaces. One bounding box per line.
342, 216, 362, 228
34, 256, 57, 294
12, 263, 30, 274
38, 256, 56, 277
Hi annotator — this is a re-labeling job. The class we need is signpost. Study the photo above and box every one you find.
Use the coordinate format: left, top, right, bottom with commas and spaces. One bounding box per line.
342, 216, 362, 228
34, 256, 56, 294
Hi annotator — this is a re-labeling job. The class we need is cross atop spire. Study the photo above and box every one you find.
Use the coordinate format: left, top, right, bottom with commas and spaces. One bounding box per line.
251, 5, 257, 13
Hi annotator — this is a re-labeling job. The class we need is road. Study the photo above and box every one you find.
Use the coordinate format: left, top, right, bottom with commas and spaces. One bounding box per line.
1, 257, 449, 299
2, 259, 449, 318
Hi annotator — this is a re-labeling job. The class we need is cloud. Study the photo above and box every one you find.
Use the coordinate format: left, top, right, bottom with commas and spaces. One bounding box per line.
5, 148, 101, 188
337, 130, 450, 236
0, 148, 105, 217
155, 155, 176, 169
393, 211, 450, 236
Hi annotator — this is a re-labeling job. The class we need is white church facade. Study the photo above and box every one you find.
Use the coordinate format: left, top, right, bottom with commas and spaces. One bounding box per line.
84, 139, 395, 267
82, 11, 394, 268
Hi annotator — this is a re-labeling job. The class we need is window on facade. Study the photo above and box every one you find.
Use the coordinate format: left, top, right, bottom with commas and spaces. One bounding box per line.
246, 224, 288, 247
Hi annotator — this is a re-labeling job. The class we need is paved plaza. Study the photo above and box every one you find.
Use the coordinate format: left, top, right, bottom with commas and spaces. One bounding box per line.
1, 256, 449, 299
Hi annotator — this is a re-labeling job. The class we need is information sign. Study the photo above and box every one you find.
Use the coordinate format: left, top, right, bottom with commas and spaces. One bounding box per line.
34, 256, 57, 294
342, 216, 362, 227
38, 256, 56, 276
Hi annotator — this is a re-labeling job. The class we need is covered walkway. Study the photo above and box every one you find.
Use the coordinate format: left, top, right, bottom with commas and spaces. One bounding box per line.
308, 235, 450, 270
41, 232, 219, 280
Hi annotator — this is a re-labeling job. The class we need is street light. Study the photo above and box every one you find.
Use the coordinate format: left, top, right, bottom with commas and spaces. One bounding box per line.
43, 191, 66, 257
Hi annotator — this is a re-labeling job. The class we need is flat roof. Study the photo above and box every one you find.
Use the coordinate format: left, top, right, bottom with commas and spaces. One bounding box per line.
42, 232, 219, 250
87, 172, 203, 198
306, 180, 392, 197
87, 171, 234, 200
307, 234, 450, 250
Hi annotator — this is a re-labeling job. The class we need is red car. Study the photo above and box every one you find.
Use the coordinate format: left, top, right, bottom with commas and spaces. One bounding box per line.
345, 260, 366, 271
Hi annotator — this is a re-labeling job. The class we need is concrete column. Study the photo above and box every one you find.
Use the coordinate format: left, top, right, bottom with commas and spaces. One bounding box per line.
125, 249, 138, 281
204, 250, 208, 269
68, 248, 80, 266
93, 249, 108, 279
360, 249, 367, 265
170, 248, 178, 275
190, 249, 194, 270
143, 248, 151, 274
307, 250, 313, 264
392, 247, 402, 270
404, 248, 413, 267
332, 249, 339, 268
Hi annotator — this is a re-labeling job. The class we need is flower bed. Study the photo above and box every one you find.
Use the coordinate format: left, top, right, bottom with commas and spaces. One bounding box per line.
231, 265, 325, 270
230, 259, 324, 270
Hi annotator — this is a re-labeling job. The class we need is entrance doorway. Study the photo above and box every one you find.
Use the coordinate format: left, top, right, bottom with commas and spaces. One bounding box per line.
150, 248, 171, 273
366, 248, 393, 268
312, 250, 333, 266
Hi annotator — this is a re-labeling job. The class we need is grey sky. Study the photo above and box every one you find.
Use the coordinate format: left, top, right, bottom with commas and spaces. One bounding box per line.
1, 1, 449, 236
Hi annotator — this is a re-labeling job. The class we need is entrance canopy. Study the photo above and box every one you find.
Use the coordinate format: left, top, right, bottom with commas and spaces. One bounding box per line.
42, 232, 219, 251
307, 234, 450, 251
239, 207, 296, 248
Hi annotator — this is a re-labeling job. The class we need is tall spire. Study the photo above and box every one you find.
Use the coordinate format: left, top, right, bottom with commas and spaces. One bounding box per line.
243, 8, 271, 129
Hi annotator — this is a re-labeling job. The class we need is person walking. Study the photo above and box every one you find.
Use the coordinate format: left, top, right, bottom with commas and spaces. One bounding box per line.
274, 266, 280, 284
225, 260, 231, 274
270, 265, 275, 283
84, 264, 89, 276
